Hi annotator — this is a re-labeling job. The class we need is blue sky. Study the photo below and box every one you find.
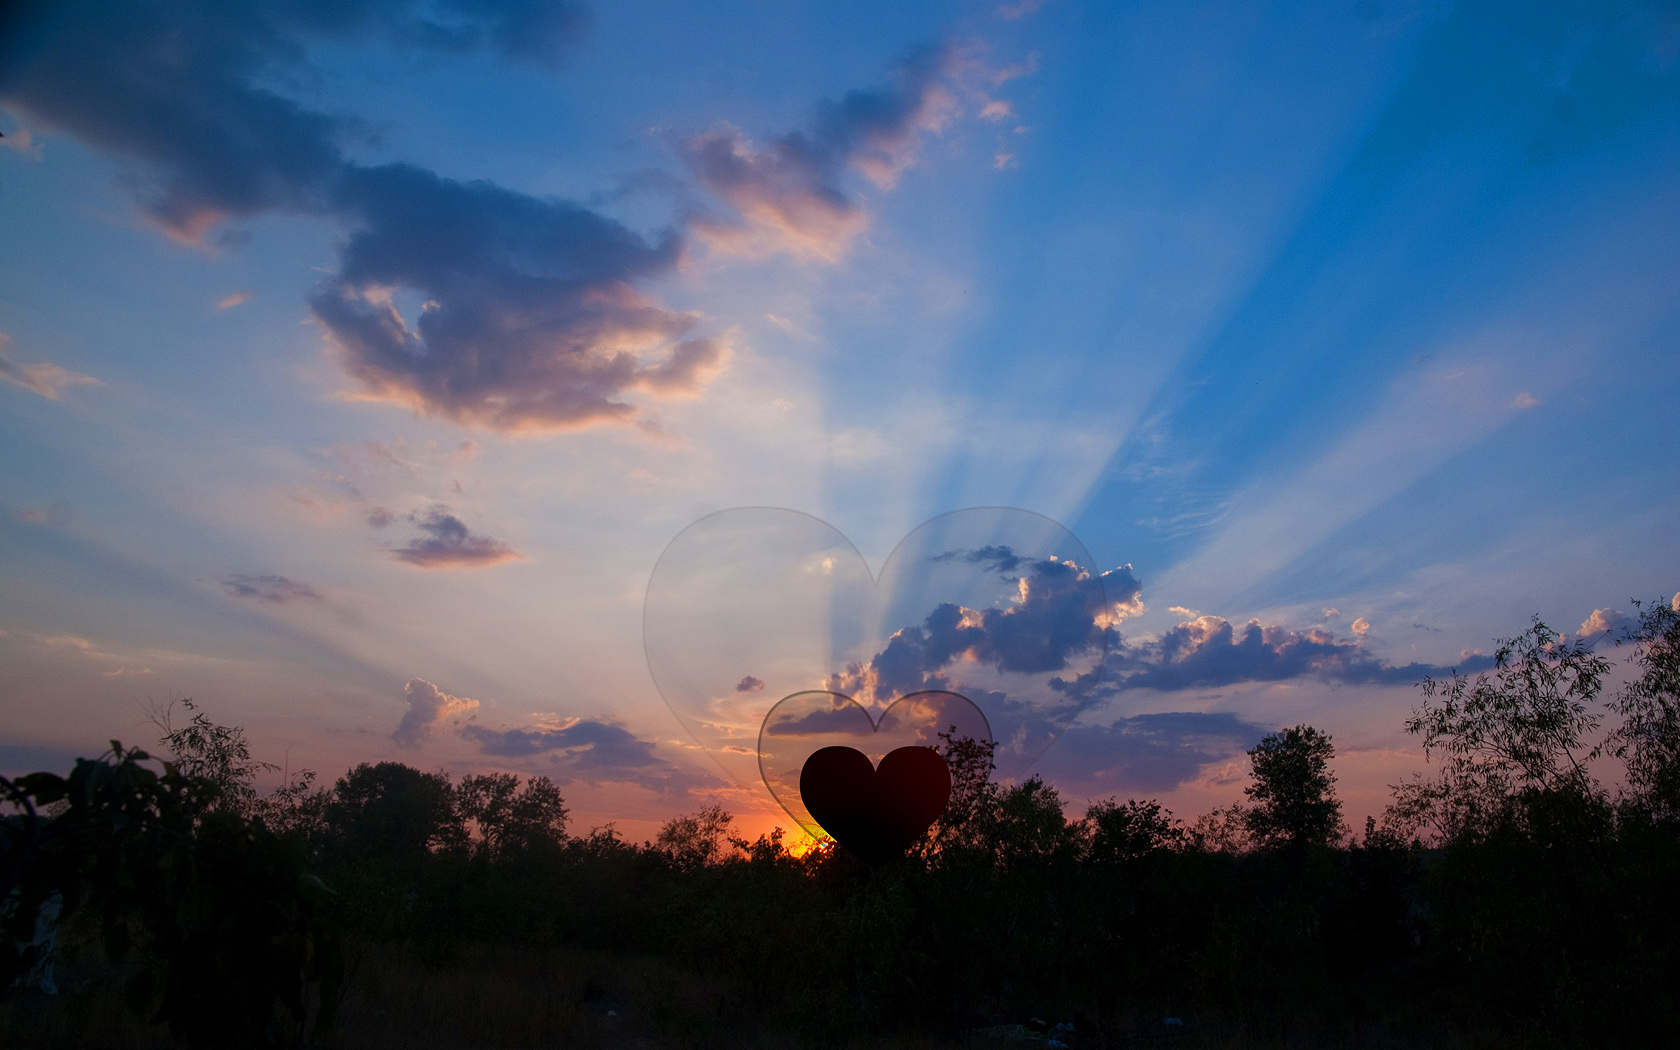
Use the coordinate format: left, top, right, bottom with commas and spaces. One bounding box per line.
3, 0, 1677, 840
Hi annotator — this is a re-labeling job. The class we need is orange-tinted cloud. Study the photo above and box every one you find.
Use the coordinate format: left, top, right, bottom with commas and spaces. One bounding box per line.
680, 47, 957, 262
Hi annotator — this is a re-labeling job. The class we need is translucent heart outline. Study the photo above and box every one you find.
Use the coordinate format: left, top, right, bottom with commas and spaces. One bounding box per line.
757, 689, 991, 838
643, 506, 1112, 800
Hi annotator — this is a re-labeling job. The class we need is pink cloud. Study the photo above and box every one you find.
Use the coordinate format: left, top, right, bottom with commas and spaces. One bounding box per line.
0, 334, 100, 400
680, 48, 958, 262
392, 678, 480, 748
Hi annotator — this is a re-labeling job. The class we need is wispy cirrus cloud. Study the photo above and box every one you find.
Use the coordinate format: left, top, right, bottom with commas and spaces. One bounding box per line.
387, 507, 522, 568
0, 334, 99, 400
221, 573, 322, 603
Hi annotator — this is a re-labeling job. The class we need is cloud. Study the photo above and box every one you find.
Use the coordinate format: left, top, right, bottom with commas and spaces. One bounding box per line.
221, 573, 322, 603
388, 507, 522, 568
679, 46, 957, 261
392, 677, 480, 748
825, 551, 1488, 707
459, 718, 707, 792
0, 124, 39, 156
0, 334, 100, 399
734, 675, 765, 693
12, 501, 70, 526
1105, 614, 1494, 694
831, 548, 1121, 702
313, 164, 727, 431
0, 0, 723, 434
1577, 607, 1634, 640
217, 291, 251, 309
1511, 391, 1540, 409
996, 0, 1049, 20
1042, 712, 1270, 796
764, 704, 874, 738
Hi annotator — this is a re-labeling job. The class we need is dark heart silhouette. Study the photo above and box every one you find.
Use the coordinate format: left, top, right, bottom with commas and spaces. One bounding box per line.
799, 745, 951, 865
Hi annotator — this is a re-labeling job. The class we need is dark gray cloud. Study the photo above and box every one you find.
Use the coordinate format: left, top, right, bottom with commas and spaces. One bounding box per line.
222, 573, 322, 603
833, 548, 1118, 700
1039, 712, 1271, 796
0, 0, 724, 433
1103, 615, 1495, 694
830, 546, 1485, 711
388, 507, 521, 568
765, 705, 873, 738
678, 45, 955, 259
0, 742, 88, 778
460, 718, 706, 792
313, 163, 723, 431
734, 675, 765, 693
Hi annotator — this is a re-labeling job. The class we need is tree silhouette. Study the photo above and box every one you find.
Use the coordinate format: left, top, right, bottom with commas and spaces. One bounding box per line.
1, 745, 341, 1047
326, 762, 464, 862
1243, 725, 1343, 848
1610, 598, 1680, 820
456, 772, 569, 857
1390, 617, 1610, 842
655, 803, 733, 871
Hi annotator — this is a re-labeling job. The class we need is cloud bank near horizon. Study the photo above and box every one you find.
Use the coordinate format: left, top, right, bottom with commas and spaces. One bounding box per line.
826, 547, 1489, 705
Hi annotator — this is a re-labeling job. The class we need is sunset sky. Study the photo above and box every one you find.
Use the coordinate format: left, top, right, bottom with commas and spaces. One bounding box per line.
3, 0, 1678, 843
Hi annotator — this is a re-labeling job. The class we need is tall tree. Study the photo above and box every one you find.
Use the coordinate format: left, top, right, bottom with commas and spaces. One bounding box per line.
1244, 725, 1343, 848
326, 762, 464, 862
1390, 617, 1609, 842
1610, 597, 1680, 819
456, 773, 569, 857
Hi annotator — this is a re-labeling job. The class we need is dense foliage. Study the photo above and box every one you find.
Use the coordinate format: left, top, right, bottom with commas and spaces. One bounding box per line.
4, 604, 1680, 1046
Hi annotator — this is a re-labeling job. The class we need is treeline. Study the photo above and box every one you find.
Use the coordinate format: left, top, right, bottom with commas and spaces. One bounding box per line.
4, 601, 1680, 1047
